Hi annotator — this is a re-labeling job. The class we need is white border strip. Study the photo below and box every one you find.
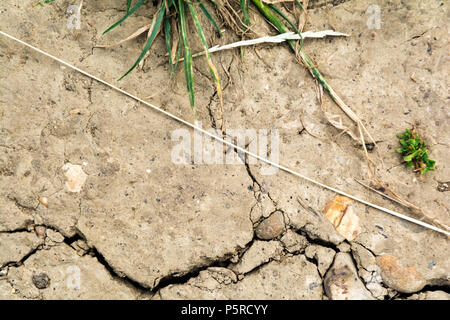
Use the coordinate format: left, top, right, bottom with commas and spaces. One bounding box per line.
1, 30, 448, 237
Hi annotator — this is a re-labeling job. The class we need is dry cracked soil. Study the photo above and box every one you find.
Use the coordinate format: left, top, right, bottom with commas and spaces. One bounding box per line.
0, 0, 449, 300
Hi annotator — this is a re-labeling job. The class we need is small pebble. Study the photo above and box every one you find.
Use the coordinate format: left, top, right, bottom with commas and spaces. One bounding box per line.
32, 273, 50, 289
39, 196, 48, 207
377, 254, 426, 293
255, 211, 285, 240
34, 225, 46, 238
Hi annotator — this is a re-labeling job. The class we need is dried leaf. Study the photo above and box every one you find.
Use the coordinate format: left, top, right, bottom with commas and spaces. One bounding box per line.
323, 196, 361, 241
96, 24, 151, 48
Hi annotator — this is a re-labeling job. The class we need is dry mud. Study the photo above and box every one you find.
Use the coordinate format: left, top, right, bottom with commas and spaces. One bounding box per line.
0, 0, 449, 299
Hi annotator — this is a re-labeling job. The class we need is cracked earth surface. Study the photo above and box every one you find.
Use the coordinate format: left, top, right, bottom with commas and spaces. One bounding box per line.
0, 0, 449, 299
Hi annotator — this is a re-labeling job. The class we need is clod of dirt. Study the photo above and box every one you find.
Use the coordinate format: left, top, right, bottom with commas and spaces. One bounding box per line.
305, 244, 336, 277
0, 232, 43, 267
61, 163, 87, 193
71, 240, 90, 256
337, 242, 351, 253
158, 255, 323, 299
8, 244, 143, 299
280, 230, 309, 253
407, 290, 450, 300
34, 225, 46, 239
322, 196, 361, 241
351, 243, 387, 299
324, 252, 374, 300
255, 211, 285, 240
377, 254, 426, 294
45, 229, 65, 243
32, 273, 50, 289
230, 240, 283, 275
0, 199, 33, 232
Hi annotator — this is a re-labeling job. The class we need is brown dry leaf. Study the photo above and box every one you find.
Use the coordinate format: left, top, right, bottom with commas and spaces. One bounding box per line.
297, 0, 309, 32
170, 17, 180, 64
139, 5, 163, 70
95, 24, 151, 48
323, 195, 361, 241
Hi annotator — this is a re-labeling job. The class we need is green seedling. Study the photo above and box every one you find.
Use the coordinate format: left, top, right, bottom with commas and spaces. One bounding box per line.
34, 0, 55, 6
396, 128, 435, 176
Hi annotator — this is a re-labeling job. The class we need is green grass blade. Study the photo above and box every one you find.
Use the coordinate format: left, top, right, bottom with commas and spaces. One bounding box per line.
173, 26, 183, 73
126, 0, 132, 12
241, 0, 250, 27
188, 2, 224, 126
209, 0, 221, 7
268, 4, 303, 51
179, 0, 195, 110
294, 0, 305, 12
187, 2, 221, 85
164, 17, 175, 74
34, 0, 55, 6
103, 0, 147, 35
118, 2, 166, 80
198, 1, 222, 37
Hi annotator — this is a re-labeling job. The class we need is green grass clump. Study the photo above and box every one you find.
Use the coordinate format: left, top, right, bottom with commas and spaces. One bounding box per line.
42, 0, 352, 133
396, 128, 435, 176
102, 0, 225, 116
39, 0, 307, 118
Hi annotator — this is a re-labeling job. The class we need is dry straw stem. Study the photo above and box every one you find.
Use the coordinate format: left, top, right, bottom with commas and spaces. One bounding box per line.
356, 179, 450, 235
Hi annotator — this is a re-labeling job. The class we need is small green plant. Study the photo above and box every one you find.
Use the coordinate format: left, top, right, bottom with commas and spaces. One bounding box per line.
396, 128, 435, 176
34, 0, 55, 6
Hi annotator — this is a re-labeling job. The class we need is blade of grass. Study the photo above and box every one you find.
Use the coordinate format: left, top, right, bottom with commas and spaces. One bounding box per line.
103, 0, 147, 35
268, 4, 303, 51
127, 0, 132, 12
118, 1, 166, 80
241, 0, 250, 27
179, 0, 195, 111
188, 1, 224, 128
294, 0, 305, 12
164, 17, 175, 74
34, 0, 55, 6
198, 0, 223, 37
